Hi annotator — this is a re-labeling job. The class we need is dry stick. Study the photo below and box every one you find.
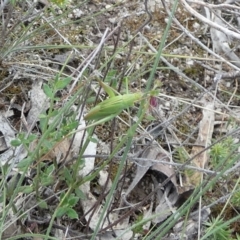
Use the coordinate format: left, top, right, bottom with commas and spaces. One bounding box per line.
180, 0, 240, 40
187, 0, 240, 10
218, 71, 240, 79
215, 7, 240, 34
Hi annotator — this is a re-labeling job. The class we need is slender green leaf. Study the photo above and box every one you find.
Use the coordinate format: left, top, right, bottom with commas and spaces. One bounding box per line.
43, 83, 54, 99
56, 207, 67, 217
11, 139, 22, 146
55, 77, 71, 90
68, 196, 79, 207
17, 157, 32, 168
66, 208, 78, 219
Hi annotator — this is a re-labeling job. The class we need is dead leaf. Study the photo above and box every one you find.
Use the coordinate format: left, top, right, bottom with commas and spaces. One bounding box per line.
124, 145, 177, 202
27, 80, 49, 127
187, 98, 214, 187
122, 145, 179, 224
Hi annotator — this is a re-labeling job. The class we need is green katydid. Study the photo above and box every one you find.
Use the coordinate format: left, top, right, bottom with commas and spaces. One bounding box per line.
84, 79, 146, 124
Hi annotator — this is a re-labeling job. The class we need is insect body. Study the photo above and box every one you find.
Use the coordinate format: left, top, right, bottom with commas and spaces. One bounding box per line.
84, 79, 143, 123
84, 92, 143, 121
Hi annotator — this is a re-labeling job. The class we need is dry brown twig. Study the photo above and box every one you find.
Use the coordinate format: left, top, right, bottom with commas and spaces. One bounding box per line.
180, 0, 240, 40
187, 0, 240, 10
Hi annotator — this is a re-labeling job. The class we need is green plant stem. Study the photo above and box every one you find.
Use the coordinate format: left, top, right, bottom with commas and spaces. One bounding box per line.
35, 164, 40, 199
45, 187, 73, 238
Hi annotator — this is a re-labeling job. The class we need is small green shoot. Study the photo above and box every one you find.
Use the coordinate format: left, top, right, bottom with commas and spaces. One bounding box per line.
204, 217, 232, 240
56, 193, 79, 219
210, 137, 234, 168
